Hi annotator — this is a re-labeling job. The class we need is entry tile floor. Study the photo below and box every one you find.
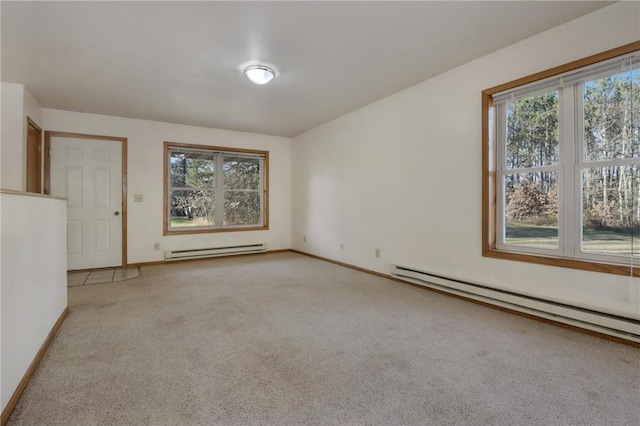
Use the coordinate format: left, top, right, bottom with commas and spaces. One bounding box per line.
67, 267, 141, 287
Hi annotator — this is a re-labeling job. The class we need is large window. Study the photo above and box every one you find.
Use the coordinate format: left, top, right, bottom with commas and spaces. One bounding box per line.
483, 42, 640, 276
163, 142, 268, 234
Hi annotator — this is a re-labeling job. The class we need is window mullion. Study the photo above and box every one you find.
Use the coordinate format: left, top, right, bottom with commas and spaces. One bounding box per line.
215, 154, 224, 226
496, 103, 506, 246
505, 165, 562, 174
560, 85, 576, 258
579, 158, 640, 168
573, 83, 585, 260
259, 158, 265, 226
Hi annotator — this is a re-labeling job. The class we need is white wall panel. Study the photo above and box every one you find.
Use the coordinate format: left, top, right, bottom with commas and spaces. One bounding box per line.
67, 221, 82, 255
66, 147, 82, 160
0, 85, 43, 191
94, 167, 110, 208
94, 220, 111, 253
1, 192, 67, 412
1, 83, 25, 190
94, 149, 110, 161
66, 167, 83, 208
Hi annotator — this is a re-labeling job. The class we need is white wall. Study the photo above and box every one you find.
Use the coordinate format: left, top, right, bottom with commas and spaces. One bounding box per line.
291, 2, 640, 317
0, 83, 43, 191
42, 109, 292, 264
1, 83, 25, 190
24, 87, 43, 156
23, 88, 42, 128
0, 191, 67, 412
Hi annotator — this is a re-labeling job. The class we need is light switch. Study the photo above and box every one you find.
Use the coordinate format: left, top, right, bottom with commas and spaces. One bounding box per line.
133, 194, 143, 202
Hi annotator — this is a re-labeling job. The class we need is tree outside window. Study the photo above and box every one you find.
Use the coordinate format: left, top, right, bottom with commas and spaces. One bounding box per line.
164, 143, 268, 234
484, 43, 640, 276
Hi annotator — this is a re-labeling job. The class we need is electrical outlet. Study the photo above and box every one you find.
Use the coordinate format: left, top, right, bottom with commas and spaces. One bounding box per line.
303, 236, 307, 243
133, 194, 143, 202
340, 242, 344, 251
375, 248, 380, 258
153, 243, 160, 251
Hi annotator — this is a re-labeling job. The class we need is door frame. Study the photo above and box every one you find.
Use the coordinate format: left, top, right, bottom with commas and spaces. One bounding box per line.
44, 131, 128, 268
26, 117, 43, 193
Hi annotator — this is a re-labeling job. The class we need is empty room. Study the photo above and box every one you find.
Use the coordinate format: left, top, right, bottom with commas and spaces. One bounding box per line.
1, 1, 639, 425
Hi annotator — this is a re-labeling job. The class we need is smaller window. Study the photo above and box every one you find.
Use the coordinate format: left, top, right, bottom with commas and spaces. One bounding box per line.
163, 142, 268, 235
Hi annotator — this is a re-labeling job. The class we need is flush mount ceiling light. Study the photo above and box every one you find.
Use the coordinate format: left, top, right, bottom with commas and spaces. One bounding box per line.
243, 65, 276, 85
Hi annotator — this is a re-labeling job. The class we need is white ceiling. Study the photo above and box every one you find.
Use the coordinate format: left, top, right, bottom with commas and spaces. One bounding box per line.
1, 1, 612, 137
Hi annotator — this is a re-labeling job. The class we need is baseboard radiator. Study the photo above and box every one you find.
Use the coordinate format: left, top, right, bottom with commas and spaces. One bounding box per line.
165, 243, 267, 261
390, 264, 640, 343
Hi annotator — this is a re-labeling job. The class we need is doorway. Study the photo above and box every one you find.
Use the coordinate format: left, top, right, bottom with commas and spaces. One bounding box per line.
26, 117, 42, 193
45, 131, 127, 270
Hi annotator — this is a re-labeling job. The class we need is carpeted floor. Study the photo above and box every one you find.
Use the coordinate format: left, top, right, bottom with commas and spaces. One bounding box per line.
8, 252, 640, 425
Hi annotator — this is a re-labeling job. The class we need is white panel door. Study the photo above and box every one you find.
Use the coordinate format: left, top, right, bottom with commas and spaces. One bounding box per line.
50, 137, 122, 270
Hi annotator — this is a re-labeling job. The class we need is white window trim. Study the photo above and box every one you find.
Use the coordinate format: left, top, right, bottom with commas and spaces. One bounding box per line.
494, 54, 639, 266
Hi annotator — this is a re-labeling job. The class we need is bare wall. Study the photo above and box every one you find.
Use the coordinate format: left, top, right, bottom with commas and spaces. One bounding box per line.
291, 2, 640, 317
1, 83, 25, 190
1, 192, 67, 412
0, 84, 43, 191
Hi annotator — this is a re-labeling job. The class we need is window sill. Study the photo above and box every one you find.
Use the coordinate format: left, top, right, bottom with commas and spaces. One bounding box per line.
163, 225, 269, 236
483, 247, 639, 277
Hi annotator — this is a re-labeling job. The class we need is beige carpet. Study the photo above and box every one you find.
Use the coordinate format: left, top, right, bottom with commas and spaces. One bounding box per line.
8, 252, 640, 425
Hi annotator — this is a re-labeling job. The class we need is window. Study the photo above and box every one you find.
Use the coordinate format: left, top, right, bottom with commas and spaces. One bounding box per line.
483, 42, 640, 276
163, 142, 268, 234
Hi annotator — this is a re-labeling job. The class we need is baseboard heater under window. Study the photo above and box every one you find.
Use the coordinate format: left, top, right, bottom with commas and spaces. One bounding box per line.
390, 264, 640, 343
165, 243, 267, 261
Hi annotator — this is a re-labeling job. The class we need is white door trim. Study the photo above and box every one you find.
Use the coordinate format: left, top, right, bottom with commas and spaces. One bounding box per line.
45, 131, 128, 268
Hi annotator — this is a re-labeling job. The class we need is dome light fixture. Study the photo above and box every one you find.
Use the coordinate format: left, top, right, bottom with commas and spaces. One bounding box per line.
244, 65, 276, 85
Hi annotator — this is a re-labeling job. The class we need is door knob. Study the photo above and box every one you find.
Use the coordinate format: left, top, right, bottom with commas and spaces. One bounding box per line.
114, 211, 120, 216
